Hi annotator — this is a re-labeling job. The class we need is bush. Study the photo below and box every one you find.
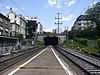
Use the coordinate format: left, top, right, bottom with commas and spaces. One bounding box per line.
74, 38, 87, 46
34, 39, 43, 47
97, 39, 100, 48
15, 32, 23, 40
83, 46, 99, 53
62, 38, 100, 53
63, 39, 83, 49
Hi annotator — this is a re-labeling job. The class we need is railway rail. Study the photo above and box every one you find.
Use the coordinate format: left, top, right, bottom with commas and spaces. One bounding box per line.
54, 46, 100, 75
0, 46, 46, 72
62, 47, 100, 60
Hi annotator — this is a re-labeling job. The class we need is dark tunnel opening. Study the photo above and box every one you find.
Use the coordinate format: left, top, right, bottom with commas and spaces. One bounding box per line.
44, 36, 58, 46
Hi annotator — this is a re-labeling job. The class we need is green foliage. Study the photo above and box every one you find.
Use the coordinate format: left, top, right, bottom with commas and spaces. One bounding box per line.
85, 2, 100, 36
15, 32, 23, 40
63, 39, 83, 48
71, 28, 95, 39
69, 2, 100, 39
82, 46, 99, 53
34, 39, 43, 47
63, 39, 100, 53
68, 31, 74, 39
86, 2, 100, 22
97, 39, 100, 48
74, 38, 87, 46
26, 20, 38, 36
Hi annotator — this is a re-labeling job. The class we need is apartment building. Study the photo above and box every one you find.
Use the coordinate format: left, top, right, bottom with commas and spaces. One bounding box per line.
7, 8, 27, 38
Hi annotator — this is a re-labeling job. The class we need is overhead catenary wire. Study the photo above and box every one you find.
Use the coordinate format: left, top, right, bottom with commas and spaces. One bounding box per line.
0, 4, 10, 10
10, 0, 28, 16
61, 0, 79, 29
68, 0, 96, 30
77, 0, 96, 18
65, 0, 79, 17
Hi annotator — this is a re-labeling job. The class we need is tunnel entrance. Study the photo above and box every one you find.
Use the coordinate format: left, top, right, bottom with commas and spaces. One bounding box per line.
44, 36, 58, 46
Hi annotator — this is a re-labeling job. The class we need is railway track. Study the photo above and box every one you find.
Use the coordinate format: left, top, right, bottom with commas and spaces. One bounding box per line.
54, 46, 100, 75
0, 46, 46, 72
62, 47, 100, 61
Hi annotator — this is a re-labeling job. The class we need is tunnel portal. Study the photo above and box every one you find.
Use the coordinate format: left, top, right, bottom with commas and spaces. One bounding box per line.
44, 36, 58, 46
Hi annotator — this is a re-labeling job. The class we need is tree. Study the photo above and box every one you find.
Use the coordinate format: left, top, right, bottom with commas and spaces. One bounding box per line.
68, 30, 76, 39
26, 20, 38, 39
86, 2, 100, 37
15, 32, 23, 40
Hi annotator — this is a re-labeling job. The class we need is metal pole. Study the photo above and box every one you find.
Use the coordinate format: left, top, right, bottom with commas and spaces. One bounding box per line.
58, 13, 60, 33
67, 26, 69, 40
55, 13, 62, 34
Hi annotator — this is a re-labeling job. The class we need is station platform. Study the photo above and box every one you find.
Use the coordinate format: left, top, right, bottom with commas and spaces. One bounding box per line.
3, 46, 74, 75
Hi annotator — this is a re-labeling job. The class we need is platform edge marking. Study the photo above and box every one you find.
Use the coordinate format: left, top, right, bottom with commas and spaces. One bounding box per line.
51, 47, 73, 75
8, 47, 48, 75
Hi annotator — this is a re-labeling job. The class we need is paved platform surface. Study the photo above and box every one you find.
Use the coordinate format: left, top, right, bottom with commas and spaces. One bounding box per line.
6, 46, 67, 75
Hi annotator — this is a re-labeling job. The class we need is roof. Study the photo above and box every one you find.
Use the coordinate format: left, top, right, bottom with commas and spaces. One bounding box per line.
20, 17, 27, 23
76, 15, 90, 21
11, 23, 20, 26
0, 13, 10, 21
7, 10, 27, 23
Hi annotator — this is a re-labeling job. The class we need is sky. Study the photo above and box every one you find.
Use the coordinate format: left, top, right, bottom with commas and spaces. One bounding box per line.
0, 0, 99, 32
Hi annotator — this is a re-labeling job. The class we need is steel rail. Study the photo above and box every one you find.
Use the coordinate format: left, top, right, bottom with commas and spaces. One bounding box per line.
0, 46, 46, 72
54, 46, 100, 75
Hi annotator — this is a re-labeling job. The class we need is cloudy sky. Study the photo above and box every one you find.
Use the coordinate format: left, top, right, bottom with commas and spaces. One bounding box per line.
0, 0, 99, 32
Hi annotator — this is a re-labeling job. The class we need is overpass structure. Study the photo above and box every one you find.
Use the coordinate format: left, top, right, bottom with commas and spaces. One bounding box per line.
37, 34, 66, 44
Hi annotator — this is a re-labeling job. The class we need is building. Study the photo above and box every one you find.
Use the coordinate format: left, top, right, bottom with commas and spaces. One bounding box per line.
52, 28, 62, 34
0, 13, 18, 55
72, 15, 96, 30
0, 13, 11, 36
37, 22, 43, 34
7, 8, 27, 38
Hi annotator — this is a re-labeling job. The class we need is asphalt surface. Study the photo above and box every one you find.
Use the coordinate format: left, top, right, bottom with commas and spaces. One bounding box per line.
2, 46, 76, 75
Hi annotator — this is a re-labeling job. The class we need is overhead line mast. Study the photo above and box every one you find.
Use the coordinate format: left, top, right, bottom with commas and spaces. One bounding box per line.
55, 13, 62, 33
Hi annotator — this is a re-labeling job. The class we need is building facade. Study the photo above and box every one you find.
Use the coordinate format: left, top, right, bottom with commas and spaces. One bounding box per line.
37, 22, 43, 34
7, 8, 27, 38
0, 13, 11, 36
0, 13, 19, 55
72, 15, 96, 30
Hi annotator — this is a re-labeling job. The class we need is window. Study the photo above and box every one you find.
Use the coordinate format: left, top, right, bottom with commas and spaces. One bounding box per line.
15, 15, 17, 18
78, 23, 81, 25
14, 20, 16, 23
0, 31, 1, 35
10, 25, 12, 30
5, 20, 8, 24
0, 18, 3, 22
7, 15, 9, 18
